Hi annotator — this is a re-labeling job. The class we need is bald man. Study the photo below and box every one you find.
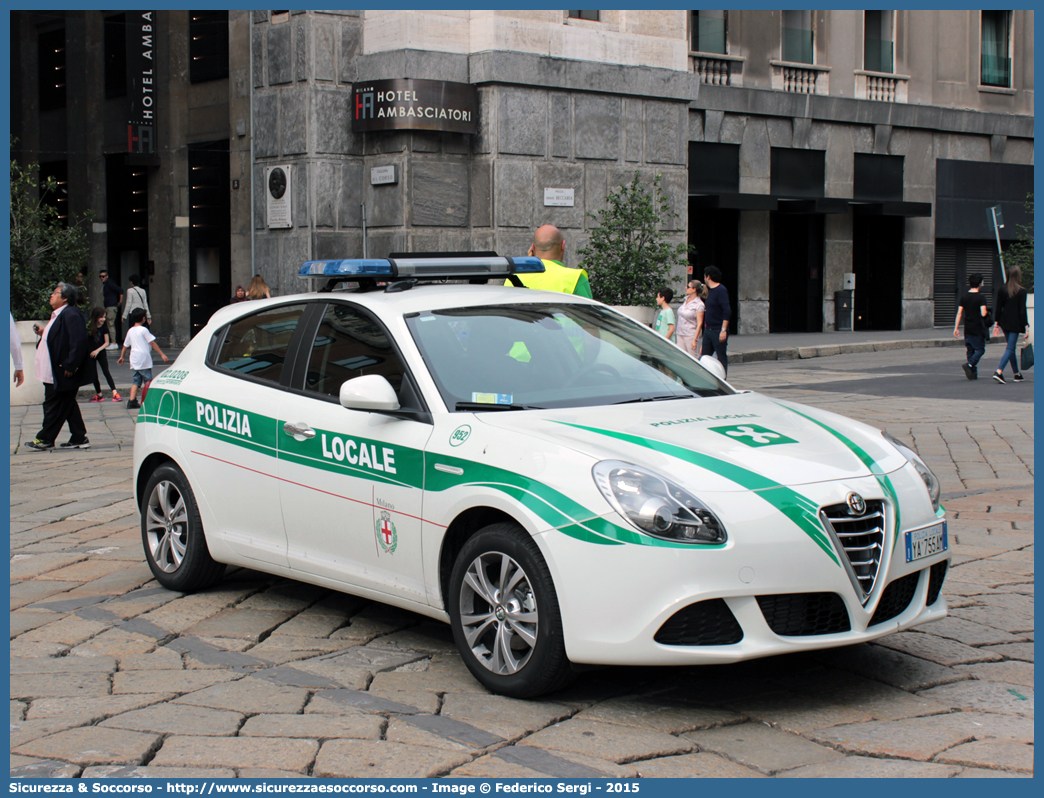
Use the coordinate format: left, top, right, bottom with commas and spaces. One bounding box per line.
509, 224, 592, 297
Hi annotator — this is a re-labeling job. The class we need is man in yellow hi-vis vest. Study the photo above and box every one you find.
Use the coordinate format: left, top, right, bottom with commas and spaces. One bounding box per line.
509, 225, 593, 298
506, 225, 591, 363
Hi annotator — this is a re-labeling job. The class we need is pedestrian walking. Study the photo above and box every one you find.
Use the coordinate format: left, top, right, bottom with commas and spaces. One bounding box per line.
508, 225, 593, 297
701, 265, 732, 376
654, 287, 676, 341
86, 307, 121, 402
230, 285, 248, 304
121, 274, 151, 329
24, 283, 91, 451
73, 268, 89, 308
991, 265, 1030, 384
98, 270, 123, 349
118, 308, 169, 409
676, 280, 706, 355
247, 274, 272, 300
953, 272, 990, 379
10, 312, 25, 388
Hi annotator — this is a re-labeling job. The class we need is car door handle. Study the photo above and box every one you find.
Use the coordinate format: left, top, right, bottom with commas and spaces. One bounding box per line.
283, 421, 316, 441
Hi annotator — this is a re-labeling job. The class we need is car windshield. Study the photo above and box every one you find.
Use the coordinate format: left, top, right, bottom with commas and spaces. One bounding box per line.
405, 302, 732, 411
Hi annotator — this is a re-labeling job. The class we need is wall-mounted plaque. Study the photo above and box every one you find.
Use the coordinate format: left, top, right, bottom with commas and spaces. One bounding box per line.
544, 188, 575, 207
370, 165, 398, 185
352, 79, 478, 135
266, 165, 292, 229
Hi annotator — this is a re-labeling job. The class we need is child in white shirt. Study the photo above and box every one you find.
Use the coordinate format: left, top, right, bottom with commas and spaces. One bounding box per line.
118, 308, 169, 409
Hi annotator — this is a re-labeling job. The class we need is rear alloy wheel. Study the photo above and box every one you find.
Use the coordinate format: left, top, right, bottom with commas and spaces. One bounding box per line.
449, 523, 572, 698
141, 464, 225, 592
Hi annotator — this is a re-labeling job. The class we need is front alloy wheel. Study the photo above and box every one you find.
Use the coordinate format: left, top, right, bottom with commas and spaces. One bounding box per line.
449, 523, 572, 698
459, 551, 539, 675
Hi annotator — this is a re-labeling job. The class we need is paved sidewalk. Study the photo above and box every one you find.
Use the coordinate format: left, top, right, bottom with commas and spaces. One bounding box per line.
9, 346, 1032, 779
728, 327, 963, 362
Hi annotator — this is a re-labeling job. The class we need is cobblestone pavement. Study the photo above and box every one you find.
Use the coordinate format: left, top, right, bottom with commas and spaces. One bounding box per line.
9, 347, 1032, 779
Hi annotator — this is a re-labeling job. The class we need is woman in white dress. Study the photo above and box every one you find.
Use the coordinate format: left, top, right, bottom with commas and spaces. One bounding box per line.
675, 280, 707, 355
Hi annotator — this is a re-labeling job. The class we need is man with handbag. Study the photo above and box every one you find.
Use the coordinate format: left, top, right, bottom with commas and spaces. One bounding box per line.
953, 272, 990, 380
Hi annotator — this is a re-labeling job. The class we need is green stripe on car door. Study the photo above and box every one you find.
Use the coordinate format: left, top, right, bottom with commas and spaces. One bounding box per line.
142, 389, 693, 548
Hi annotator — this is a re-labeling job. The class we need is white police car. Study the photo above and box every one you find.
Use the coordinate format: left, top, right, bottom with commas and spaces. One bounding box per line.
133, 255, 949, 697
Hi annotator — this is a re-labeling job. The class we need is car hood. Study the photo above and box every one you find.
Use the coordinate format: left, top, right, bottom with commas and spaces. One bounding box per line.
476, 392, 908, 492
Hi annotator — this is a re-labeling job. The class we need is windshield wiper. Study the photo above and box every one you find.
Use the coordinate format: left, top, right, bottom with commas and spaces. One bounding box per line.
613, 394, 695, 405
455, 402, 542, 412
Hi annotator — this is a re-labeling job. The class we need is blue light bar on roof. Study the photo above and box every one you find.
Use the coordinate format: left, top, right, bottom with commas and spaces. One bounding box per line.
299, 259, 394, 277
298, 256, 545, 280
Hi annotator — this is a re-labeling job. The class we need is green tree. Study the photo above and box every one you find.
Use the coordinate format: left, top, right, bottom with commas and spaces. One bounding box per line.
1004, 193, 1033, 292
10, 153, 91, 320
577, 171, 689, 306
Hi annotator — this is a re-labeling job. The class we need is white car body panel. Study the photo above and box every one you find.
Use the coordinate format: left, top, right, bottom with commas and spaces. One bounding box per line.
134, 284, 949, 671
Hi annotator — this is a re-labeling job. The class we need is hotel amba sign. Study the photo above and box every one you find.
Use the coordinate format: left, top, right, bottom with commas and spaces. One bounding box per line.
126, 11, 156, 155
352, 79, 478, 135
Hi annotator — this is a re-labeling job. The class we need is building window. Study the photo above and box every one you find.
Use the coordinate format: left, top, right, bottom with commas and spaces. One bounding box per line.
863, 10, 894, 73
567, 11, 600, 22
781, 10, 814, 64
691, 11, 727, 54
189, 10, 229, 83
38, 28, 66, 111
271, 11, 290, 24
104, 14, 127, 99
981, 10, 1012, 87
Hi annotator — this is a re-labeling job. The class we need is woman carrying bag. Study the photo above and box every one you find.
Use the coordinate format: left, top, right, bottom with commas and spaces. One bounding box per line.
122, 274, 152, 330
991, 265, 1030, 384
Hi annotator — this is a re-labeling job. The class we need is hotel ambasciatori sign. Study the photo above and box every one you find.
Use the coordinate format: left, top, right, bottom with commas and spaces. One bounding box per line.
352, 79, 478, 135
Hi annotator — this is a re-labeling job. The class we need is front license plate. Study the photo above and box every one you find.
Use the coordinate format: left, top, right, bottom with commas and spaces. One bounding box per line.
905, 522, 948, 563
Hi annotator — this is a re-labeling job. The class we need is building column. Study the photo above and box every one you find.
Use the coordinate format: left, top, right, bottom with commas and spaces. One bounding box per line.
737, 211, 770, 334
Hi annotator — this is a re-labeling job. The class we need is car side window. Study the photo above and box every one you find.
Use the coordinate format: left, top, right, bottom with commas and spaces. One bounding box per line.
212, 303, 308, 385
304, 303, 406, 399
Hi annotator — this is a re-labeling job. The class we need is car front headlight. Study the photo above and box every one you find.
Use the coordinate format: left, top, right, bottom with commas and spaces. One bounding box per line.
592, 461, 727, 544
883, 432, 941, 512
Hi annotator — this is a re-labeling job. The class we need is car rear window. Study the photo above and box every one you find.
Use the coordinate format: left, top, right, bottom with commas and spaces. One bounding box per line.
212, 303, 308, 385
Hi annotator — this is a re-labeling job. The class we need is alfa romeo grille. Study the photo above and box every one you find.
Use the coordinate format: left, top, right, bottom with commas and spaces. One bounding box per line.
820, 499, 886, 604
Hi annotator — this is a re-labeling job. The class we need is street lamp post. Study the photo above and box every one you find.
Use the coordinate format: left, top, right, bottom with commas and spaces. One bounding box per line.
988, 205, 1006, 282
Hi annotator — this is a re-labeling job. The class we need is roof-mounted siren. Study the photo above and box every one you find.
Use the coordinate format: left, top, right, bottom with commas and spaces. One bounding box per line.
297, 255, 545, 293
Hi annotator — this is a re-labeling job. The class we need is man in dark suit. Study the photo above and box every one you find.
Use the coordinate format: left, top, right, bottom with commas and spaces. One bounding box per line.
25, 282, 91, 451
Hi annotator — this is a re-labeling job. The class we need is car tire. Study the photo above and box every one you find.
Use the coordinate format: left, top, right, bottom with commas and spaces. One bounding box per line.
141, 464, 225, 592
448, 522, 573, 698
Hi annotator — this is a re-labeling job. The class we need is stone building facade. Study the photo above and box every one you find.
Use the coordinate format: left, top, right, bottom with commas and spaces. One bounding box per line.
11, 10, 1034, 345
250, 11, 694, 307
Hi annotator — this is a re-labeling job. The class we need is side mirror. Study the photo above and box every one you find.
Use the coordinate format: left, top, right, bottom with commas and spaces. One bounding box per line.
339, 374, 400, 412
698, 355, 727, 382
